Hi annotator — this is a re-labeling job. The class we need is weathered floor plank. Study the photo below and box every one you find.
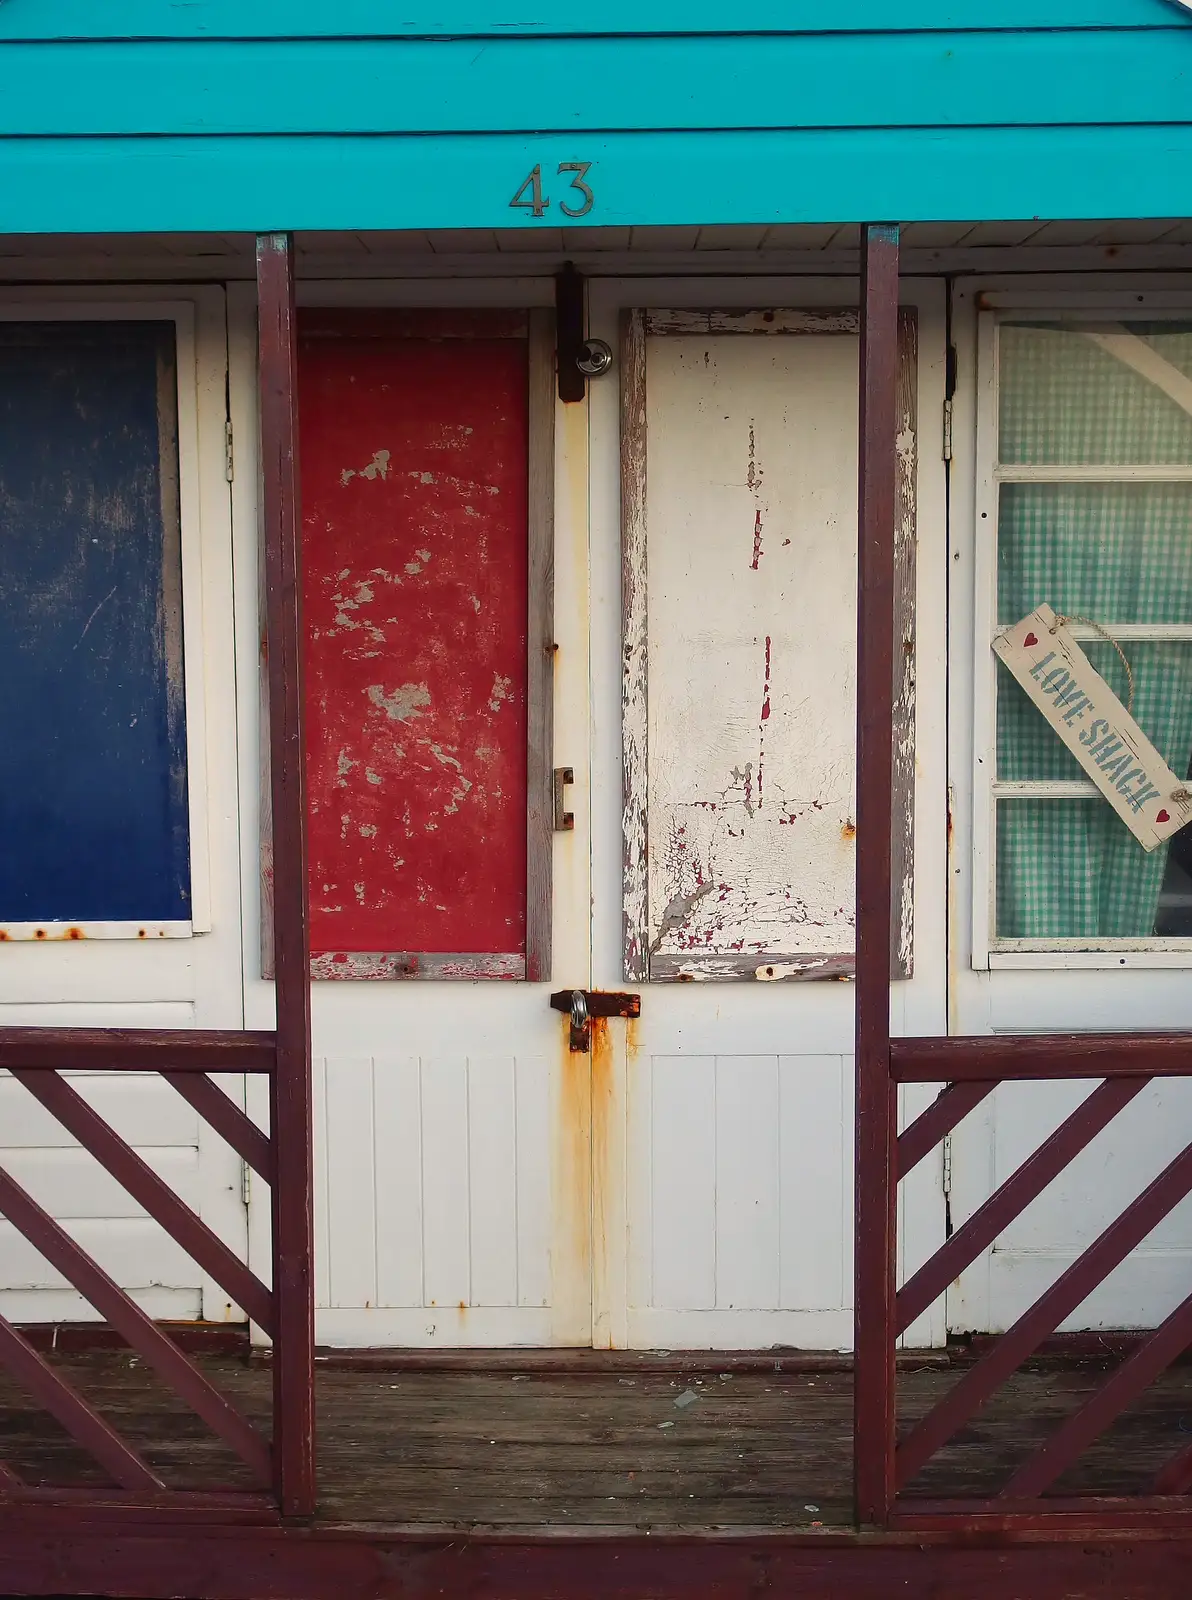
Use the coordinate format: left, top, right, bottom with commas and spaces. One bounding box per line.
1, 1348, 1191, 1527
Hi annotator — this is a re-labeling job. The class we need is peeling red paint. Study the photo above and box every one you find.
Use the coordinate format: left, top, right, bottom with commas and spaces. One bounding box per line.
757, 633, 772, 809
750, 508, 764, 571
299, 315, 529, 958
747, 421, 765, 570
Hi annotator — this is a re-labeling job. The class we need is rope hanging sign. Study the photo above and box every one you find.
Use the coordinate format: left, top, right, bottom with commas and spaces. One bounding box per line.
993, 602, 1192, 852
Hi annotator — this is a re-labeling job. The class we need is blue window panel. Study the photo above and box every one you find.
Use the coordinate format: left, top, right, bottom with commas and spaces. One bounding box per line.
0, 321, 190, 924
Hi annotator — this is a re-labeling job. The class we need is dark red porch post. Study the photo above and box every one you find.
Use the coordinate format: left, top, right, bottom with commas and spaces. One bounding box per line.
854, 221, 900, 1528
257, 232, 316, 1518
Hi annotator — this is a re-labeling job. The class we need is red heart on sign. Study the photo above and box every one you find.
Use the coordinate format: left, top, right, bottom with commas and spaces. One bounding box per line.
1024, 632, 1038, 647
1158, 810, 1171, 824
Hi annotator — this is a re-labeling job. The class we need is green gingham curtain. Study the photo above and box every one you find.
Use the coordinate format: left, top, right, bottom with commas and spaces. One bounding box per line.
996, 323, 1192, 938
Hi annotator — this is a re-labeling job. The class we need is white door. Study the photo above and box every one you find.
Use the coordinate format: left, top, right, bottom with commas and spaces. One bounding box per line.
586, 277, 950, 1350
947, 279, 1192, 1334
0, 287, 247, 1325
232, 285, 596, 1347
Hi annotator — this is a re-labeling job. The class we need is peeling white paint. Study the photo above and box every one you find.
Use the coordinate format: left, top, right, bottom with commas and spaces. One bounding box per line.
487, 672, 514, 714
341, 448, 391, 485
367, 681, 431, 723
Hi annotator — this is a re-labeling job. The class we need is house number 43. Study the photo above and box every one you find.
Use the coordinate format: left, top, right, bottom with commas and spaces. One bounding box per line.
510, 162, 594, 220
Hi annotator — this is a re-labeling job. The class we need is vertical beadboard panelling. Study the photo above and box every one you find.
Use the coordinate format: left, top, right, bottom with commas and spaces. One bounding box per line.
715, 1056, 780, 1310
515, 1053, 551, 1308
779, 1054, 848, 1312
467, 1056, 519, 1307
315, 1050, 556, 1319
626, 1044, 654, 1313
325, 1056, 377, 1308
420, 1056, 472, 1310
373, 1055, 424, 1308
651, 1055, 716, 1309
312, 1054, 332, 1309
840, 1053, 856, 1317
634, 1053, 854, 1327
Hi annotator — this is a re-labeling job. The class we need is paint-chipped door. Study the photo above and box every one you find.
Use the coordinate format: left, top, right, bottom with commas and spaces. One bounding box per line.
586, 285, 949, 1351
281, 305, 593, 1346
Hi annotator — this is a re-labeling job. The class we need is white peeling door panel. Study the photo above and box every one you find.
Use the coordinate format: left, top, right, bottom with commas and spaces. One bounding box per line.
646, 336, 858, 970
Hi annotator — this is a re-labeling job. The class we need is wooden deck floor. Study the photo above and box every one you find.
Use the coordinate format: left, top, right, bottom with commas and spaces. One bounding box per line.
2, 1347, 1191, 1527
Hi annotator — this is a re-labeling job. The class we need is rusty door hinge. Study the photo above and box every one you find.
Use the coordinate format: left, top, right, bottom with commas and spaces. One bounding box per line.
550, 988, 641, 1052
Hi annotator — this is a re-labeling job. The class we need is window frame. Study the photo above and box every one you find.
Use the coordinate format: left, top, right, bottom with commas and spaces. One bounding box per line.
973, 297, 1192, 969
0, 297, 213, 941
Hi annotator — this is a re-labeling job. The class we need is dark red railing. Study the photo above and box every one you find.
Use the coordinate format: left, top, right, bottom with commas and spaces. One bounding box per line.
0, 235, 313, 1522
887, 1039, 1192, 1529
0, 1031, 278, 1510
853, 221, 1192, 1533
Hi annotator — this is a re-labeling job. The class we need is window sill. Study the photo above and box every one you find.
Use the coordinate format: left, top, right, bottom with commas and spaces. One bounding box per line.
0, 920, 192, 943
987, 944, 1192, 971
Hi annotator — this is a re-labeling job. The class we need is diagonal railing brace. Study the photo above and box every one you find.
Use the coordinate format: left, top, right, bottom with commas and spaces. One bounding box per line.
0, 1165, 272, 1486
0, 1314, 163, 1492
897, 1136, 1192, 1487
896, 1077, 1149, 1334
12, 1071, 273, 1335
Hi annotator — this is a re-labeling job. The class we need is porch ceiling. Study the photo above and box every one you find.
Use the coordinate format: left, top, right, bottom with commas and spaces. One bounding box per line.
2, 222, 1192, 284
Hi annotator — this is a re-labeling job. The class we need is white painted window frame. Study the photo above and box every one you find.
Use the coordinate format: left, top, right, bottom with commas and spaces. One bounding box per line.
972, 295, 1192, 970
0, 297, 216, 940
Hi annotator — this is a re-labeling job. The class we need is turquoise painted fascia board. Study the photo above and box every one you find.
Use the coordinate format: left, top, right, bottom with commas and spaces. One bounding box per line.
3, 32, 1191, 135
2, 125, 1192, 234
0, 0, 1185, 38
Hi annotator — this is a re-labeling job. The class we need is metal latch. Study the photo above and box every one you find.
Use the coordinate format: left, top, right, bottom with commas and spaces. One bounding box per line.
553, 767, 575, 831
549, 989, 641, 1052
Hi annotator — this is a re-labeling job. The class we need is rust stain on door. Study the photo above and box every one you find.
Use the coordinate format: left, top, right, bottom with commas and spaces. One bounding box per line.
550, 1011, 592, 1344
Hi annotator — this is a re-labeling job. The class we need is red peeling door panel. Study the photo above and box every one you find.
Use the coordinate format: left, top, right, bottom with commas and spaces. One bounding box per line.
298, 312, 529, 964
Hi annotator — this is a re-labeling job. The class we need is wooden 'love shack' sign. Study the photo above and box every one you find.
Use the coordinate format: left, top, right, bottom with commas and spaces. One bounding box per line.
993, 603, 1192, 852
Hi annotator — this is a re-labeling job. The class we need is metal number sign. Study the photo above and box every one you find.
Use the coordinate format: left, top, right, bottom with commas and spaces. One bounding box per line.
510, 162, 594, 220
